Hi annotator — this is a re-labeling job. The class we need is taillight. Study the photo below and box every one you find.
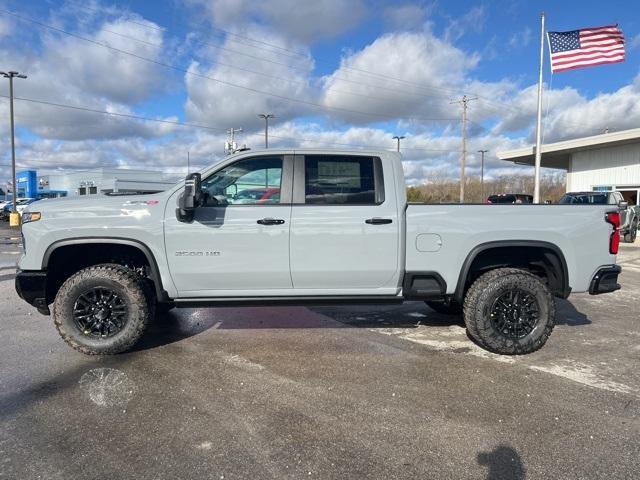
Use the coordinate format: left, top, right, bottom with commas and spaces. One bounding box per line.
605, 212, 620, 254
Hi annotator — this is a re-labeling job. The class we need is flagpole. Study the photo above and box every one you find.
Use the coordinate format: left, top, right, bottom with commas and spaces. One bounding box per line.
533, 11, 545, 204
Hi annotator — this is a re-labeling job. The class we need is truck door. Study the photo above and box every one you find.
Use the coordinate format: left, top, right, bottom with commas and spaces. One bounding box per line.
289, 154, 400, 292
164, 154, 293, 295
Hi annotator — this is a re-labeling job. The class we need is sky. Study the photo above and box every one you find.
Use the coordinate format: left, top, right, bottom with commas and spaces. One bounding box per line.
0, 0, 639, 188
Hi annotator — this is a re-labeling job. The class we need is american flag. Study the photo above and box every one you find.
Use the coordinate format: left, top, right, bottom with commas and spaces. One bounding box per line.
547, 25, 625, 73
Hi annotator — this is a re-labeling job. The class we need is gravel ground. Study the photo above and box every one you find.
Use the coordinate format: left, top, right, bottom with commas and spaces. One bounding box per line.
0, 222, 638, 479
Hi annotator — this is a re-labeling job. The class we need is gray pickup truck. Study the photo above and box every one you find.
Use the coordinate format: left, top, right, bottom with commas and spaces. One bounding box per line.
559, 191, 638, 243
15, 150, 622, 356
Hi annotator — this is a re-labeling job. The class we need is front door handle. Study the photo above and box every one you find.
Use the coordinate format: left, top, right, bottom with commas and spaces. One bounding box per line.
257, 218, 285, 225
365, 218, 393, 225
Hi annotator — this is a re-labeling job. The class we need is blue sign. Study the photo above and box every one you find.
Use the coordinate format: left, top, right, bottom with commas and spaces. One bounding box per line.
16, 170, 38, 198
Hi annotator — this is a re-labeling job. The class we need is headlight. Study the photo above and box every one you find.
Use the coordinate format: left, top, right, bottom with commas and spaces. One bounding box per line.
22, 212, 42, 224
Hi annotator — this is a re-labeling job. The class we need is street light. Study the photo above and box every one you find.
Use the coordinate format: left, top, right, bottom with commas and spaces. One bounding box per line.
1, 71, 27, 227
478, 149, 488, 202
258, 113, 275, 148
392, 135, 405, 152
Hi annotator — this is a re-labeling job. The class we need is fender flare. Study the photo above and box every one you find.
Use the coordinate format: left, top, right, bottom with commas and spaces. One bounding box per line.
43, 237, 169, 301
453, 240, 570, 303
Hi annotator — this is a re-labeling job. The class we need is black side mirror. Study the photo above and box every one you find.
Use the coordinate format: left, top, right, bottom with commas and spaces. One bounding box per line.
176, 172, 202, 222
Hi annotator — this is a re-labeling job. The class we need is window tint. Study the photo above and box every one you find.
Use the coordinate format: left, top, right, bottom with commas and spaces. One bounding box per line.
304, 155, 382, 205
201, 156, 283, 206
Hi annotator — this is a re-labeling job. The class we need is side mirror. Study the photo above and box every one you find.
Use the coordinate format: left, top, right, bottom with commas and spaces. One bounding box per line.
619, 200, 628, 209
176, 173, 202, 222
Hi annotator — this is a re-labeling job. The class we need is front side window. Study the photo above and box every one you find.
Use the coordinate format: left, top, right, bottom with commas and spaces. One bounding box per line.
200, 156, 283, 206
304, 155, 382, 205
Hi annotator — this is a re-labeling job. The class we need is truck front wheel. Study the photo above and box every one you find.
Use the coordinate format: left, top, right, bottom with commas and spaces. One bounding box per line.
463, 268, 555, 355
52, 264, 152, 355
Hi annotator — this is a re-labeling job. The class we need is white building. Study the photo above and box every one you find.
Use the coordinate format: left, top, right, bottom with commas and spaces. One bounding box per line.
498, 128, 640, 205
27, 168, 179, 198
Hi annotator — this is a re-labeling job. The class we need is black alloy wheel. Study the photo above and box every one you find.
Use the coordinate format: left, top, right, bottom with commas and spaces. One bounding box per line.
73, 287, 129, 338
489, 288, 540, 339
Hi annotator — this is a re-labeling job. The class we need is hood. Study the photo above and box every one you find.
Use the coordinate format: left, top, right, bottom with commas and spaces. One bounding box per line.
24, 193, 170, 220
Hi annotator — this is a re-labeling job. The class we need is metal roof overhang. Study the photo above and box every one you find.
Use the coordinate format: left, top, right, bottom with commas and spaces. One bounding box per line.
497, 127, 640, 171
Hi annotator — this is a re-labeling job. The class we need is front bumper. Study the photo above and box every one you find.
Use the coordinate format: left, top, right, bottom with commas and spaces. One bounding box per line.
15, 269, 50, 315
589, 265, 621, 295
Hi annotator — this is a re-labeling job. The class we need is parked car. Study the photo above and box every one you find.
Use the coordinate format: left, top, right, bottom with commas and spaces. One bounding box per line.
486, 194, 533, 204
1, 198, 37, 220
16, 150, 622, 356
559, 191, 638, 243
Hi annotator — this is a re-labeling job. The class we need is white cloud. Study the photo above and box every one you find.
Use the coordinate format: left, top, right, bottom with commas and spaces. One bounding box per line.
320, 31, 480, 124
0, 16, 13, 39
492, 75, 640, 142
187, 0, 366, 43
383, 3, 434, 31
184, 25, 316, 129
509, 27, 532, 49
0, 15, 177, 141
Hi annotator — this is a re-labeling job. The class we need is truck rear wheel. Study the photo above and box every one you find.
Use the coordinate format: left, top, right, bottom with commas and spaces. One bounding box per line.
52, 264, 151, 355
463, 268, 555, 355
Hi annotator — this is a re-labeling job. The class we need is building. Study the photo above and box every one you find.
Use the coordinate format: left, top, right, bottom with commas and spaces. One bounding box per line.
13, 168, 179, 199
498, 127, 640, 205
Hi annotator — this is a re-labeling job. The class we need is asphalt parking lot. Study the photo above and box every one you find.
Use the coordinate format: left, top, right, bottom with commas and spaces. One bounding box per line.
1, 222, 638, 479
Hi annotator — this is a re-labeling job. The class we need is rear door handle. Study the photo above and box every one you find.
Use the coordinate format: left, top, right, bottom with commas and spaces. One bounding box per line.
257, 218, 285, 225
365, 218, 393, 225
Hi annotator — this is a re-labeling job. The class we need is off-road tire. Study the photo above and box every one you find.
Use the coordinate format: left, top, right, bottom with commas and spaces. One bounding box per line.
463, 268, 555, 355
425, 300, 463, 315
53, 264, 152, 355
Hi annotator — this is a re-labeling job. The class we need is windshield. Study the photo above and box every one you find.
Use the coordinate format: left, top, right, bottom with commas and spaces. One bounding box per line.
559, 193, 608, 204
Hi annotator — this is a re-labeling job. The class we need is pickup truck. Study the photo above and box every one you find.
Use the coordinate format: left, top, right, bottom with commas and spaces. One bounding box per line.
15, 149, 622, 356
559, 191, 638, 243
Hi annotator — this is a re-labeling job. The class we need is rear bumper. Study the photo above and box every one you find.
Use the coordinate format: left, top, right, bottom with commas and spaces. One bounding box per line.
589, 265, 621, 295
15, 269, 50, 315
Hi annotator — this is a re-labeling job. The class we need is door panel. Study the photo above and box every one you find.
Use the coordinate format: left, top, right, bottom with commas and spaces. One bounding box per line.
289, 155, 400, 290
164, 154, 293, 295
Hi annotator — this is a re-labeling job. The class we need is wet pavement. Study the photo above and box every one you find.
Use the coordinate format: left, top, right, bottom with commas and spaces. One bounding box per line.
0, 222, 638, 479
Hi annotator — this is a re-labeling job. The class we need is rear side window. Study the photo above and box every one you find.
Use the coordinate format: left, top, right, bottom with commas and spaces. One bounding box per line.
304, 155, 384, 205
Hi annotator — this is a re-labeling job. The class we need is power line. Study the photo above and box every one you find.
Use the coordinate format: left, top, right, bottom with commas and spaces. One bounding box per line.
0, 8, 459, 124
0, 95, 461, 153
64, 0, 477, 98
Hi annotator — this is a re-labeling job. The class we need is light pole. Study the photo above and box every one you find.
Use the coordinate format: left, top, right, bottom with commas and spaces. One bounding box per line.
1, 71, 27, 225
258, 113, 275, 148
478, 149, 488, 202
392, 135, 405, 152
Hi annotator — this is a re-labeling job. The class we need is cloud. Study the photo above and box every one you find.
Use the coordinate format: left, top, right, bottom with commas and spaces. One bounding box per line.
509, 27, 532, 49
0, 13, 178, 141
184, 24, 316, 129
443, 5, 486, 42
492, 75, 640, 142
187, 0, 366, 43
383, 3, 434, 31
320, 31, 480, 124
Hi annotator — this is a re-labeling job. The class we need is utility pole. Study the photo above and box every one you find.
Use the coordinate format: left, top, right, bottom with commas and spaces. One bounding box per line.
450, 95, 477, 203
478, 149, 488, 202
225, 127, 243, 155
258, 113, 275, 148
1, 71, 27, 226
392, 135, 405, 152
187, 151, 190, 174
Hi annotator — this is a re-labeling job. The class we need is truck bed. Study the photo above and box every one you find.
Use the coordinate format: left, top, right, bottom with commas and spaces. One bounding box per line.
405, 204, 618, 295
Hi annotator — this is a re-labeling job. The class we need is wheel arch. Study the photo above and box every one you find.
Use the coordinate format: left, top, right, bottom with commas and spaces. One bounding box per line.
43, 237, 168, 302
453, 240, 570, 303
